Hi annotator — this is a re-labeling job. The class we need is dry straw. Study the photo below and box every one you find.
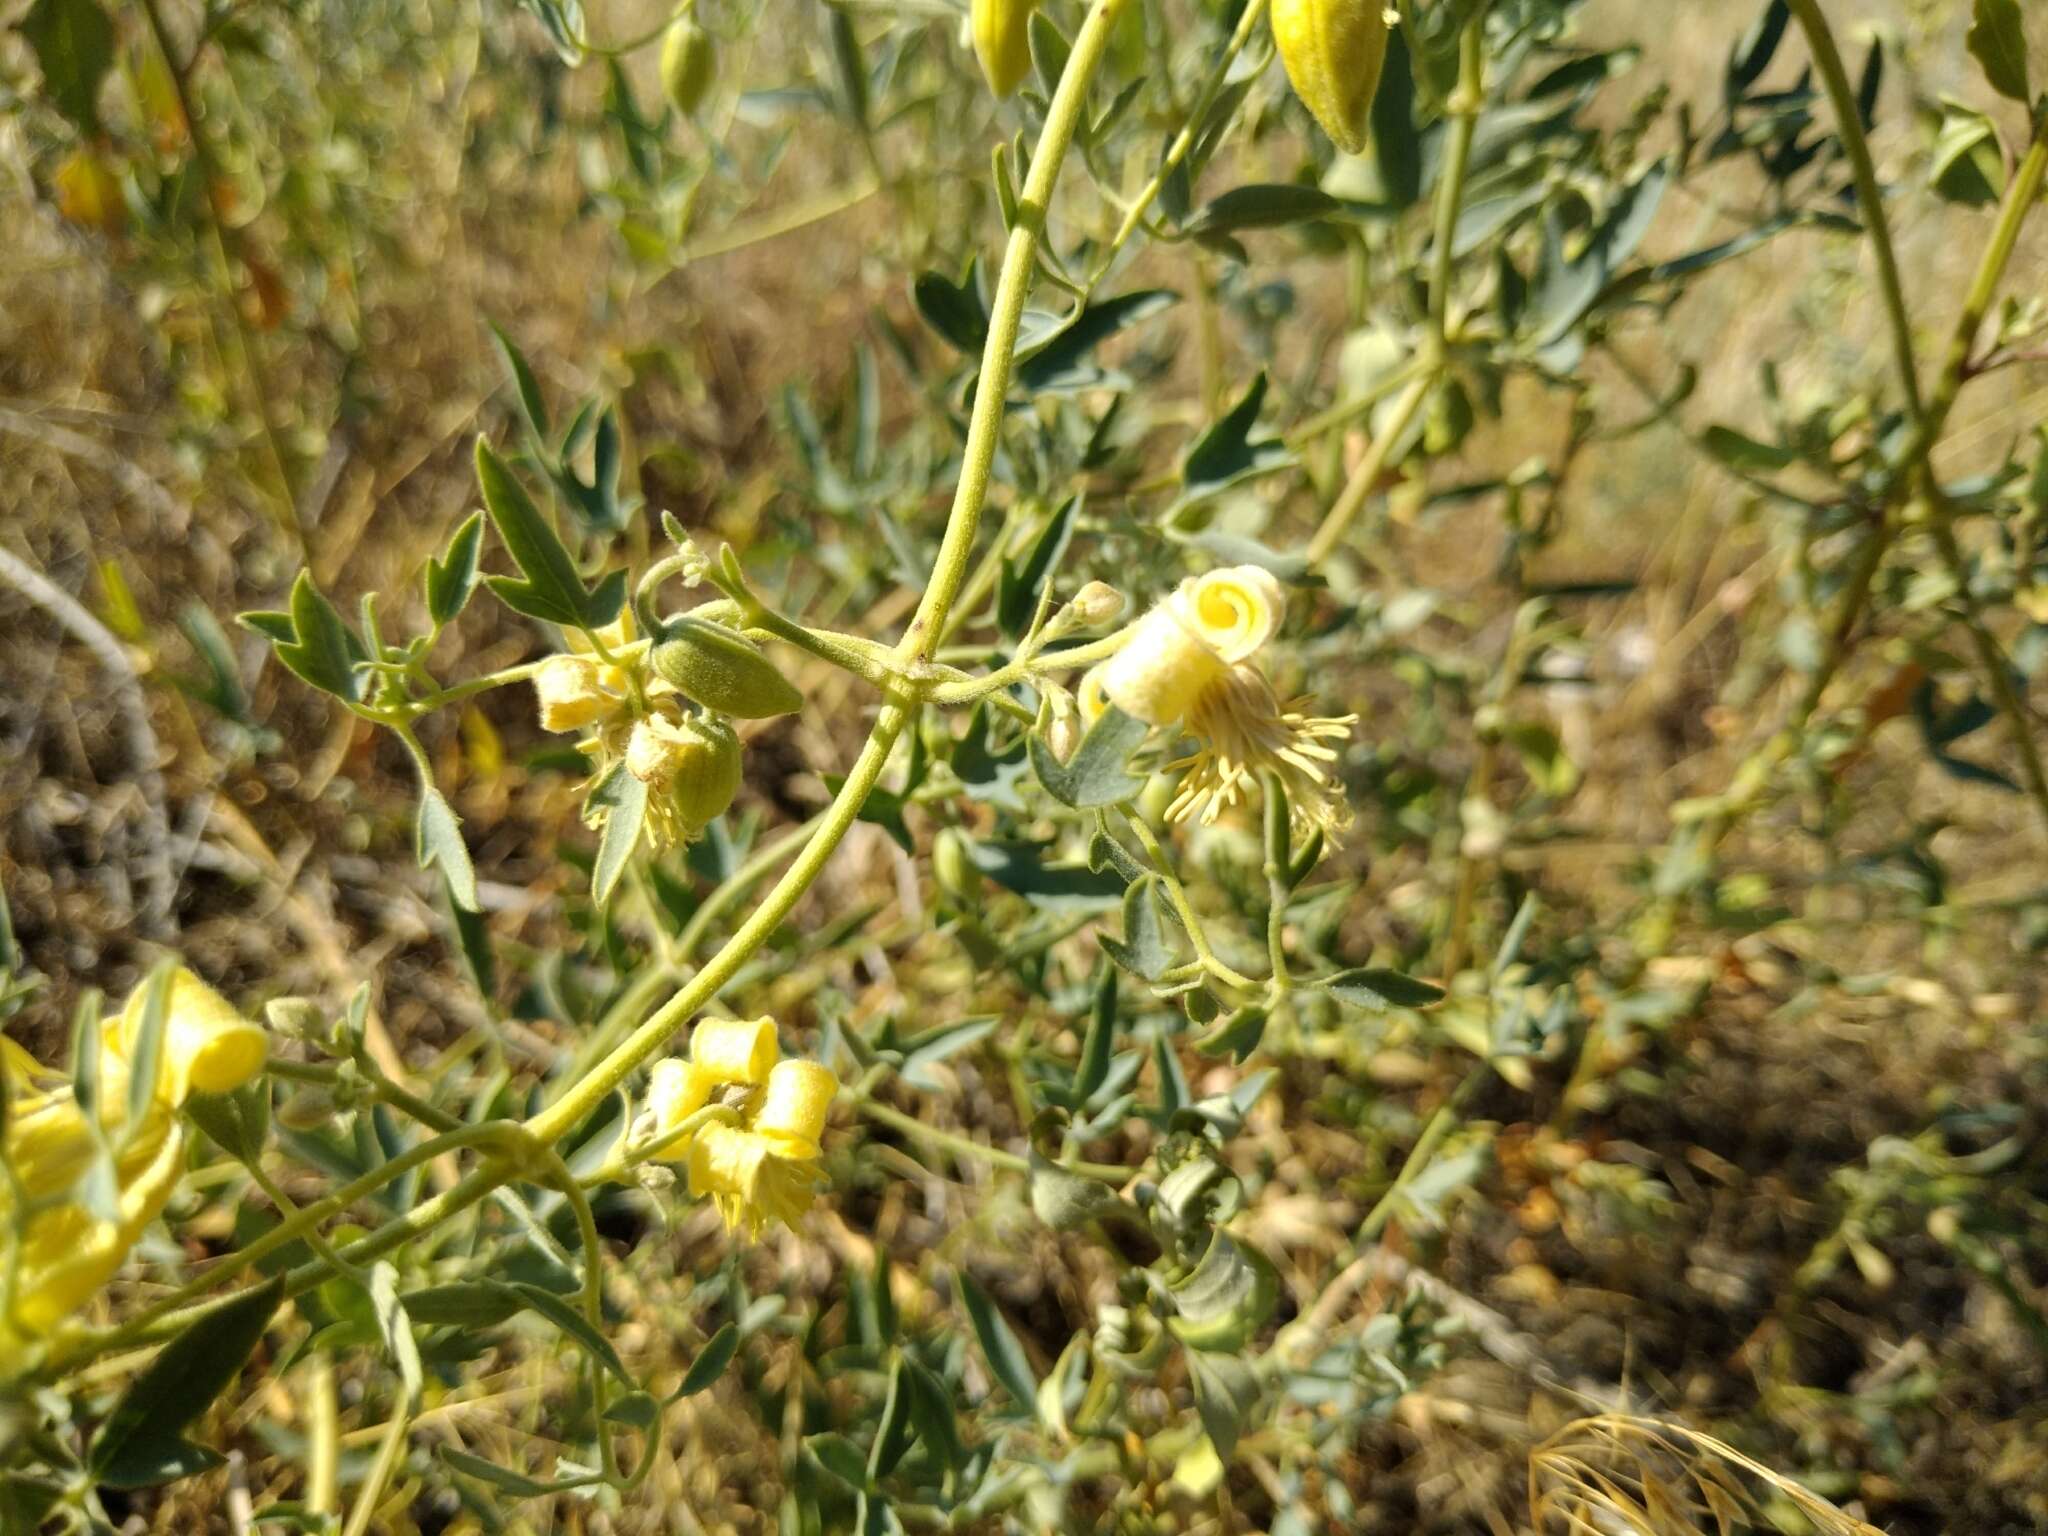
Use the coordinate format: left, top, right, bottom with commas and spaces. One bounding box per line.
1529, 1414, 1884, 1536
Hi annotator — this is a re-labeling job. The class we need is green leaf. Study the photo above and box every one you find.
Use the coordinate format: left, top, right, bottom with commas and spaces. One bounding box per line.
1028, 8, 1071, 98
90, 1274, 286, 1485
997, 496, 1078, 640
1195, 1005, 1267, 1062
487, 322, 551, 448
958, 1272, 1039, 1410
92, 1437, 223, 1491
1029, 704, 1149, 810
1930, 99, 2005, 206
1967, 0, 2030, 103
1073, 962, 1117, 1102
475, 438, 625, 629
124, 962, 173, 1135
496, 1280, 632, 1384
911, 260, 988, 354
586, 762, 647, 908
1175, 373, 1295, 513
899, 1016, 1000, 1091
249, 572, 366, 703
868, 1355, 915, 1480
183, 1080, 270, 1164
1098, 876, 1174, 982
1186, 184, 1340, 238
1370, 26, 1420, 208
677, 1322, 740, 1396
902, 1356, 965, 1471
962, 838, 1126, 911
603, 1390, 660, 1431
402, 1282, 527, 1327
21, 0, 114, 136
1701, 424, 1798, 475
1015, 290, 1177, 396
1324, 967, 1446, 1011
439, 1446, 570, 1498
425, 511, 485, 628
416, 785, 480, 913
1185, 1348, 1259, 1461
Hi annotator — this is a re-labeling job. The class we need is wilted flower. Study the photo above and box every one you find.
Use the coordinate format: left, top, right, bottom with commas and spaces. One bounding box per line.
2, 968, 269, 1374
1167, 664, 1357, 837
1086, 566, 1356, 837
624, 709, 743, 849
531, 613, 645, 736
643, 1017, 835, 1239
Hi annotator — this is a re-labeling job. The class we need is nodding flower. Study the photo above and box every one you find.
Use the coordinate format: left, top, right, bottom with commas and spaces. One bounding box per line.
623, 709, 743, 849
1084, 565, 1357, 838
2, 968, 268, 1375
642, 1017, 836, 1240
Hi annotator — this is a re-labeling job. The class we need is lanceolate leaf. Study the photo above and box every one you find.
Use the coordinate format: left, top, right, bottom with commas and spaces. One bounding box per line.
21, 0, 114, 136
90, 1275, 286, 1487
586, 763, 647, 908
959, 1272, 1039, 1410
1324, 967, 1445, 1011
1966, 0, 2030, 104
416, 784, 480, 912
425, 511, 486, 628
1176, 372, 1295, 513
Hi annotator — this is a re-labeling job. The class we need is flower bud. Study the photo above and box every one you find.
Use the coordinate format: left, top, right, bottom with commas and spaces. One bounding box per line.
1067, 581, 1125, 628
971, 0, 1036, 97
690, 1015, 779, 1084
534, 655, 611, 733
659, 15, 715, 117
626, 711, 743, 844
264, 996, 327, 1042
650, 616, 803, 719
932, 827, 982, 908
1270, 0, 1390, 156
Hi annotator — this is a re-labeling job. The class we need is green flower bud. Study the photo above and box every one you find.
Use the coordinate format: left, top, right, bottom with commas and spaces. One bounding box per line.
651, 616, 803, 719
660, 15, 715, 117
932, 827, 982, 908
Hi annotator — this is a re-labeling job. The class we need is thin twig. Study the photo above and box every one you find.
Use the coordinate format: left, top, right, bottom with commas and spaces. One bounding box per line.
0, 542, 176, 937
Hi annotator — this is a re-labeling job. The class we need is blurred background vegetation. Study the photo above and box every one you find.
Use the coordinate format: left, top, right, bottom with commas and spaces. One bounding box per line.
2, 0, 2047, 1530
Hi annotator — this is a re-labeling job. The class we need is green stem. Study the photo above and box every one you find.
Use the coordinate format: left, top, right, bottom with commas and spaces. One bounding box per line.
896, 0, 1139, 659
852, 1096, 1133, 1183
1786, 0, 1922, 421
1428, 16, 1485, 346
1305, 372, 1433, 565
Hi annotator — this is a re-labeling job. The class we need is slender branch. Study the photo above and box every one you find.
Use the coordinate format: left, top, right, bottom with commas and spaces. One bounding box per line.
0, 544, 175, 937
1785, 0, 1921, 420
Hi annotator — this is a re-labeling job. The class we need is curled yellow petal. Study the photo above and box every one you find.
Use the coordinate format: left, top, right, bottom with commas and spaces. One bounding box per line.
116, 967, 267, 1105
754, 1059, 836, 1155
645, 1057, 719, 1157
689, 1016, 779, 1084
1096, 600, 1227, 727
1182, 566, 1287, 663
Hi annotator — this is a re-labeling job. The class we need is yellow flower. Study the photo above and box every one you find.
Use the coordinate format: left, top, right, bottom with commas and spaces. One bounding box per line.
687, 1124, 826, 1240
534, 655, 615, 733
623, 710, 743, 850
643, 1021, 835, 1238
1085, 568, 1355, 839
2, 968, 268, 1374
1095, 566, 1287, 726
